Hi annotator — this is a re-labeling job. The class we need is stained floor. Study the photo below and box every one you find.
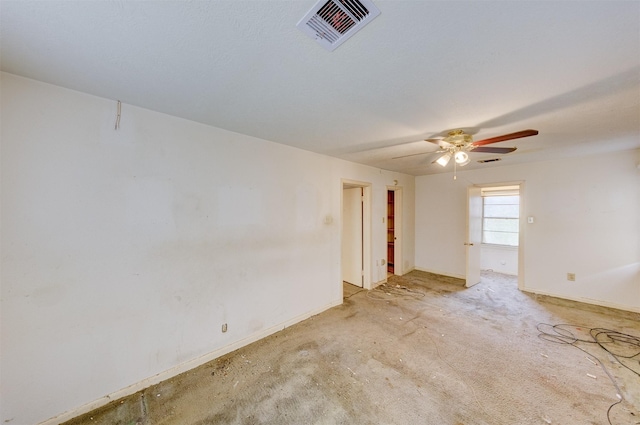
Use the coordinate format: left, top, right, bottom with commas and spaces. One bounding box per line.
64, 271, 640, 425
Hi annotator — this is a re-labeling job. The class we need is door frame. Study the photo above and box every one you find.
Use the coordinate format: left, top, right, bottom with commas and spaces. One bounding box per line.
341, 179, 372, 289
466, 186, 483, 287
467, 181, 525, 290
342, 186, 364, 286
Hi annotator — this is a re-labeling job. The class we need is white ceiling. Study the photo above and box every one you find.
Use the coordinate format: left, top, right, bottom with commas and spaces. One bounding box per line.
2, 1, 639, 176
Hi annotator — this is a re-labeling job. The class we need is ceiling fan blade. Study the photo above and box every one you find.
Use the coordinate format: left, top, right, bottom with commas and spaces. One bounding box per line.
472, 129, 538, 146
470, 146, 517, 154
392, 151, 435, 160
425, 138, 444, 145
428, 139, 455, 149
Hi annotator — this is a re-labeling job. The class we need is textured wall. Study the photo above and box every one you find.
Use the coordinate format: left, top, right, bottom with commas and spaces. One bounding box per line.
0, 73, 415, 425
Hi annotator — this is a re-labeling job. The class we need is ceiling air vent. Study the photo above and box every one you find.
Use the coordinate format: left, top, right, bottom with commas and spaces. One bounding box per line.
477, 158, 502, 164
297, 0, 381, 51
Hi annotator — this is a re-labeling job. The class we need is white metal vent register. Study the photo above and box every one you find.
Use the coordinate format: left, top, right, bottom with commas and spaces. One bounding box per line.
297, 0, 380, 51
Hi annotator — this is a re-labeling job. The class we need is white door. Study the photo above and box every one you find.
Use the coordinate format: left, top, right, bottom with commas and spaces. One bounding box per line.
466, 186, 482, 287
342, 187, 363, 286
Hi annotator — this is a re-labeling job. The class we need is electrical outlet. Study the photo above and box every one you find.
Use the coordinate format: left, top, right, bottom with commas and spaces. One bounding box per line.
222, 323, 228, 333
567, 273, 576, 281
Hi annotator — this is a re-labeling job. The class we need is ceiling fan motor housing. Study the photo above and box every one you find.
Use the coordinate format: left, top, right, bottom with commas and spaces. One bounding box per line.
445, 129, 473, 147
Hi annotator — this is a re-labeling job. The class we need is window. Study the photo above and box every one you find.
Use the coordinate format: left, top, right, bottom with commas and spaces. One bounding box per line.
482, 188, 519, 246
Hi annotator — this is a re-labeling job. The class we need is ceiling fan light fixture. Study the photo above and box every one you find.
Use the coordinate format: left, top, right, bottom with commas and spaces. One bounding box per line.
454, 151, 470, 166
436, 153, 451, 167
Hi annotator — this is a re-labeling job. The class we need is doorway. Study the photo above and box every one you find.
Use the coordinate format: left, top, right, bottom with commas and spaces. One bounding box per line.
343, 186, 363, 287
386, 187, 402, 277
341, 180, 372, 289
466, 183, 523, 290
387, 190, 395, 275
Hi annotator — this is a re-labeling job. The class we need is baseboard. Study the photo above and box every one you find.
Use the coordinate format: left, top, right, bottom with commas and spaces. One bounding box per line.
38, 299, 343, 425
522, 287, 640, 314
414, 266, 465, 280
372, 279, 386, 288
399, 266, 415, 276
372, 266, 416, 288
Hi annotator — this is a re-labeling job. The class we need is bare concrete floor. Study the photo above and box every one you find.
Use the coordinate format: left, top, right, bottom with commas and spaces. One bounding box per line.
64, 271, 640, 425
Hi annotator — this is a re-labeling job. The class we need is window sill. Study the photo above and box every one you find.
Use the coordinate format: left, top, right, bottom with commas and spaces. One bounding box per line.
481, 243, 518, 250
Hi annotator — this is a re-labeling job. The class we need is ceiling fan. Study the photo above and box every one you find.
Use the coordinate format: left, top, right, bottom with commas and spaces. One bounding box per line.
394, 129, 539, 170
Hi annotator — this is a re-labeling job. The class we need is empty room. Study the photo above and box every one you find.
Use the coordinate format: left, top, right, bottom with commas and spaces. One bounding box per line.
1, 1, 639, 424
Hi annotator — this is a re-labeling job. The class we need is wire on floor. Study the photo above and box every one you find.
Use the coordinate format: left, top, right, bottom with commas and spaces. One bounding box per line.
537, 323, 640, 425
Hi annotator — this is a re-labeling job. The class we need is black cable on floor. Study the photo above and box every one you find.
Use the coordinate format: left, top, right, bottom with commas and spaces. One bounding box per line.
537, 323, 640, 425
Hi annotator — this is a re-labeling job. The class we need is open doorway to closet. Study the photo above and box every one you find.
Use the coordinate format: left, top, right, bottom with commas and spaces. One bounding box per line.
387, 187, 402, 278
387, 190, 395, 275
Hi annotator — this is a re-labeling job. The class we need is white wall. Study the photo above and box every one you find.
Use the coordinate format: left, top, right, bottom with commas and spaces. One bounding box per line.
481, 244, 518, 276
0, 73, 415, 425
416, 149, 640, 312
